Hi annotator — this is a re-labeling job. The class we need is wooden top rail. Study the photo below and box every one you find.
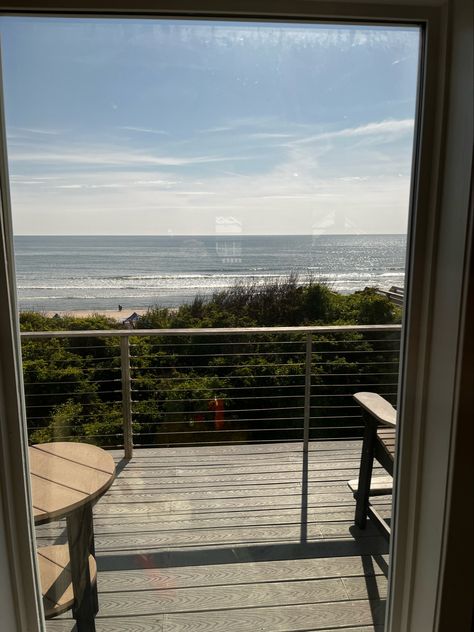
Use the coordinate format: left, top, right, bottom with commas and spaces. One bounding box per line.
375, 288, 404, 306
389, 286, 404, 295
20, 324, 402, 339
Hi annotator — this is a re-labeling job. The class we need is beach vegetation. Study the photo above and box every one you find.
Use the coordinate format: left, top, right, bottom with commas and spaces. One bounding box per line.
20, 280, 401, 447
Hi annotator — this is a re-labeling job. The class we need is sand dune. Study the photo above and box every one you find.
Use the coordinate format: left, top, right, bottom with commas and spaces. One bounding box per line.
44, 308, 148, 322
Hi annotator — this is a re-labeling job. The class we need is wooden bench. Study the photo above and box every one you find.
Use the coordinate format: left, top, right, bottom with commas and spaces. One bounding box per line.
348, 392, 396, 537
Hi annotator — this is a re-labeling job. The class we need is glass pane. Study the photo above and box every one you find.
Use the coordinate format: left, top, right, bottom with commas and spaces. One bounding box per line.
0, 16, 420, 631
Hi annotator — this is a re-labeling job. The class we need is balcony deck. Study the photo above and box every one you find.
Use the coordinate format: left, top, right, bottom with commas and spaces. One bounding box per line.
40, 440, 391, 632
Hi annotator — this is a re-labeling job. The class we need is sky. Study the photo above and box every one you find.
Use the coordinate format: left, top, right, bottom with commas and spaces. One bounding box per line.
0, 18, 420, 236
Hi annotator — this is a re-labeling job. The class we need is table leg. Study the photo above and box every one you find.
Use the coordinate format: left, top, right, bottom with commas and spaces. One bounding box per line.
88, 507, 100, 615
67, 504, 97, 632
354, 413, 377, 529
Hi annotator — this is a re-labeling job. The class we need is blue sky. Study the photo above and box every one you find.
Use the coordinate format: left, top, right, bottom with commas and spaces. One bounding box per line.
0, 18, 420, 235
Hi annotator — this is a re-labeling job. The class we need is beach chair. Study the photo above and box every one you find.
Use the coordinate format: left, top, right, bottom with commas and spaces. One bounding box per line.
348, 392, 396, 537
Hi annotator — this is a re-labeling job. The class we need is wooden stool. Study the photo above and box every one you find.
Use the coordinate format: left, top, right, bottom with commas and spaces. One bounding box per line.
38, 544, 97, 619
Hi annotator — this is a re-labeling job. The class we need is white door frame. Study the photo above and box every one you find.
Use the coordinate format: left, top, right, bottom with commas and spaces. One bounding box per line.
0, 2, 471, 631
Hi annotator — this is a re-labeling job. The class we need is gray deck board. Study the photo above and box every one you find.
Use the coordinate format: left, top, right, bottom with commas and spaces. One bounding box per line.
37, 506, 392, 538
43, 440, 390, 631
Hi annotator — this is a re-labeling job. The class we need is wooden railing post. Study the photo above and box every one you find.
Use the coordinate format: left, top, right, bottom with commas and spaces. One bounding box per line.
120, 335, 133, 460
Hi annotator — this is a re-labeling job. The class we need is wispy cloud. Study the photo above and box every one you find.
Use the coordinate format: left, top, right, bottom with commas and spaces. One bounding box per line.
56, 183, 128, 189
173, 191, 217, 195
10, 135, 413, 235
198, 126, 234, 134
9, 146, 249, 168
12, 126, 63, 136
195, 117, 413, 160
292, 118, 414, 146
198, 116, 287, 136
7, 114, 415, 235
248, 132, 298, 140
10, 175, 60, 185
119, 126, 169, 136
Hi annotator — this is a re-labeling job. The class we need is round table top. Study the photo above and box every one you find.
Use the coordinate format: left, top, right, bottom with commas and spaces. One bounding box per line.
29, 442, 116, 525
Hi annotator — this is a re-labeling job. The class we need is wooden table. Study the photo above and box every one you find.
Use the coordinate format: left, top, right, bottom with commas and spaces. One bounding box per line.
30, 442, 115, 631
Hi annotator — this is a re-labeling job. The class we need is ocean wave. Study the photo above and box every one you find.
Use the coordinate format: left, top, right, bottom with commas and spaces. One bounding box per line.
24, 295, 102, 300
18, 273, 295, 290
106, 272, 285, 281
19, 271, 405, 292
16, 235, 407, 311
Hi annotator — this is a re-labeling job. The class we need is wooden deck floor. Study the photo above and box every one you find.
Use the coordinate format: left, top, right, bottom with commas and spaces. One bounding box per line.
39, 440, 391, 632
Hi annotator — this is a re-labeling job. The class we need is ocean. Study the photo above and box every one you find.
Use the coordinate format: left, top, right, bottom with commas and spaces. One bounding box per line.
14, 234, 406, 313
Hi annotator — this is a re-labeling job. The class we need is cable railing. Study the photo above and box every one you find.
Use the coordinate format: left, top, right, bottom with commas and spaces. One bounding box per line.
20, 324, 401, 458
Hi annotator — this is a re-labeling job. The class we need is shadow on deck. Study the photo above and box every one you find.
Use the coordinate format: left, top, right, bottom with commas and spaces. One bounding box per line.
40, 440, 391, 632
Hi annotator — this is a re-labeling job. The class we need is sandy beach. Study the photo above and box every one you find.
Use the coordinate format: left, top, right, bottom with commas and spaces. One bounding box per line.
44, 308, 148, 322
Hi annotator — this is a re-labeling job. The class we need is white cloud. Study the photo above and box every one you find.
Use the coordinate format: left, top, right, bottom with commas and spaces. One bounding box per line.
8, 117, 415, 235
10, 145, 412, 235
